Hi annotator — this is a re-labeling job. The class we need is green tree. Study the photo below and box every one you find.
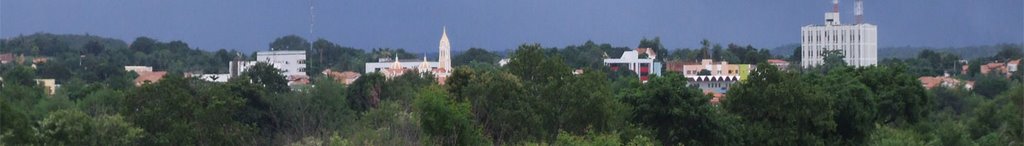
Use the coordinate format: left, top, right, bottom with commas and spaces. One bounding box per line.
414, 85, 489, 145
624, 73, 732, 145
462, 71, 539, 143
129, 37, 157, 53
0, 99, 36, 145
967, 60, 982, 77
346, 73, 385, 112
506, 43, 569, 82
123, 75, 254, 145
865, 125, 926, 146
637, 37, 668, 61
83, 41, 105, 55
453, 48, 501, 67
549, 71, 627, 134
812, 68, 878, 144
973, 73, 1010, 98
241, 62, 290, 93
858, 65, 932, 125
36, 109, 145, 145
308, 39, 366, 74
2, 65, 37, 87
269, 35, 310, 51
725, 63, 836, 145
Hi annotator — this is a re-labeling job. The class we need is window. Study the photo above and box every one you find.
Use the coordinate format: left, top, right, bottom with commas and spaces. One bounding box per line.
298, 59, 306, 64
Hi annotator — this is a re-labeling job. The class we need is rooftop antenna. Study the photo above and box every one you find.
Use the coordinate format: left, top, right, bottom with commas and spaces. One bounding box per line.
833, 0, 840, 13
855, 0, 864, 24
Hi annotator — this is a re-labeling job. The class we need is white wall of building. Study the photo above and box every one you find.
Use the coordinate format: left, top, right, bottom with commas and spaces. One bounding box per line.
801, 24, 877, 68
365, 61, 439, 73
255, 51, 307, 76
230, 50, 307, 77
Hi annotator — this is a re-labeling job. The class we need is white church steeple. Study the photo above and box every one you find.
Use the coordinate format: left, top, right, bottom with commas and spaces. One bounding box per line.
438, 26, 452, 72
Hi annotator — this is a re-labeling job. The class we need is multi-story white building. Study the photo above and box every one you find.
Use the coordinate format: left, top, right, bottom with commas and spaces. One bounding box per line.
604, 48, 662, 82
801, 0, 877, 68
230, 50, 307, 77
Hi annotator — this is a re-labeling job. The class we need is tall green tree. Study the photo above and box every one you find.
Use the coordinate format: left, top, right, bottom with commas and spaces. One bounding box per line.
452, 48, 501, 67
858, 65, 931, 125
269, 35, 310, 51
624, 73, 733, 145
123, 75, 254, 145
346, 73, 385, 112
414, 85, 489, 145
241, 62, 290, 93
462, 71, 539, 143
725, 63, 836, 145
36, 109, 144, 145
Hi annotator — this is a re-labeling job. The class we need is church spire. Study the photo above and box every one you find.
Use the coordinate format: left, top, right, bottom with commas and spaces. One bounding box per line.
438, 26, 452, 72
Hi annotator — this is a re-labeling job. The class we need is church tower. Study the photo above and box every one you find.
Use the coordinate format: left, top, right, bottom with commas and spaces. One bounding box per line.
438, 27, 452, 72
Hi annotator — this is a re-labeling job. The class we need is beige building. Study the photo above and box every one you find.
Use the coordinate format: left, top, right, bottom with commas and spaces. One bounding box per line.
34, 79, 58, 95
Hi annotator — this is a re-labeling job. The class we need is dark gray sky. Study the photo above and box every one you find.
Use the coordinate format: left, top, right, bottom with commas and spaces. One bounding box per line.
2, 0, 1022, 53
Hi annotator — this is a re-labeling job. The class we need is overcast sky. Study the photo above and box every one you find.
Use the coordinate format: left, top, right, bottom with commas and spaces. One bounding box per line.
2, 0, 1021, 53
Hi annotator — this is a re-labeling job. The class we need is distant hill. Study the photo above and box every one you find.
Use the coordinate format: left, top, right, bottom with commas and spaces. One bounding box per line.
1, 33, 128, 52
770, 43, 801, 58
766, 43, 1020, 60
878, 44, 1020, 59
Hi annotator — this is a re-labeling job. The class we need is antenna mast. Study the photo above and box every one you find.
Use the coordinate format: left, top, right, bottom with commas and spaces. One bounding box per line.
309, 0, 321, 68
833, 0, 839, 13
855, 0, 864, 24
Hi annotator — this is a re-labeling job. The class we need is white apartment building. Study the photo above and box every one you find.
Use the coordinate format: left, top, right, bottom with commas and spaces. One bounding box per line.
801, 0, 877, 68
230, 50, 307, 77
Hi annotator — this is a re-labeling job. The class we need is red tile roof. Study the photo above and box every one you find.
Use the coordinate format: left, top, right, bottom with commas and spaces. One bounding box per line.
134, 71, 167, 86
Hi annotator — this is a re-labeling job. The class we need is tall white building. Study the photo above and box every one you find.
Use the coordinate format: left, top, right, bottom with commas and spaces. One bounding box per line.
230, 50, 307, 77
801, 0, 877, 68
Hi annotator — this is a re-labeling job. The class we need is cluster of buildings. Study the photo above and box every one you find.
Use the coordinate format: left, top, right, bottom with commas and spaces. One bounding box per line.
1, 53, 58, 96
960, 59, 1021, 77
598, 0, 877, 104
128, 27, 457, 89
364, 27, 453, 84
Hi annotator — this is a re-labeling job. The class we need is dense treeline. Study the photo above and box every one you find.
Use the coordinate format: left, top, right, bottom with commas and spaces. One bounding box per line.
1, 33, 1022, 145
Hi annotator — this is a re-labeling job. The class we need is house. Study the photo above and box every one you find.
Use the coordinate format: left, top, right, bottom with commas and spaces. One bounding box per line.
918, 75, 973, 90
1008, 59, 1020, 74
767, 59, 790, 70
124, 66, 154, 73
34, 79, 58, 95
961, 59, 1020, 77
134, 71, 167, 86
0, 53, 14, 64
323, 69, 361, 85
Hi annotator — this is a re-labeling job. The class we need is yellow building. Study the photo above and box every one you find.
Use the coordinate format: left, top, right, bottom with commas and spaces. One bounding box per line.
34, 79, 58, 96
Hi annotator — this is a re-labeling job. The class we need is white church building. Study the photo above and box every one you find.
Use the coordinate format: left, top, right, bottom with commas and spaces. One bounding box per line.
365, 27, 453, 83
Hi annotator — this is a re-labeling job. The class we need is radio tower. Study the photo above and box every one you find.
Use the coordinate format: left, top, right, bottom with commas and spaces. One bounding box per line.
855, 0, 864, 24
310, 0, 321, 67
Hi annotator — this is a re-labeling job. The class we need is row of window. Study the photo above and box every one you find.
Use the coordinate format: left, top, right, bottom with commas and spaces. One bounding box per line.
684, 69, 738, 75
804, 29, 865, 43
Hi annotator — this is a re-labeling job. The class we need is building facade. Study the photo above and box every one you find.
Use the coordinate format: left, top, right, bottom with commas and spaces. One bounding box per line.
365, 27, 452, 83
604, 48, 662, 82
666, 59, 752, 94
801, 0, 877, 68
